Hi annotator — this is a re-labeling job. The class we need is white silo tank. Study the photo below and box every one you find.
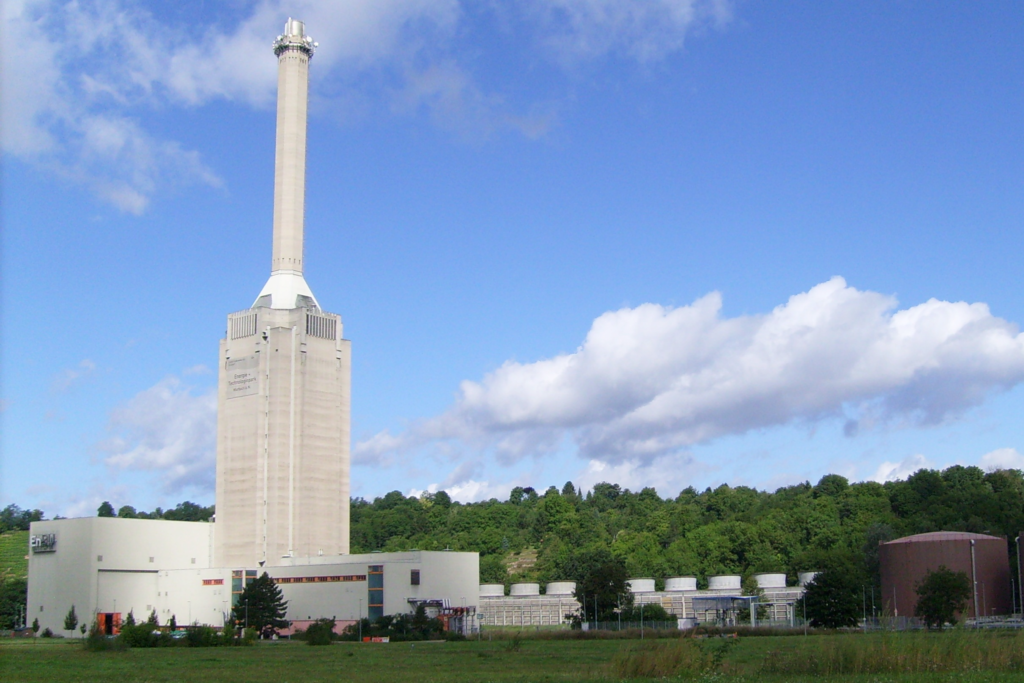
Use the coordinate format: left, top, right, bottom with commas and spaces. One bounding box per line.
664, 577, 698, 592
627, 578, 656, 593
479, 584, 505, 597
510, 582, 540, 597
545, 581, 576, 596
798, 571, 820, 587
753, 573, 787, 589
708, 575, 742, 591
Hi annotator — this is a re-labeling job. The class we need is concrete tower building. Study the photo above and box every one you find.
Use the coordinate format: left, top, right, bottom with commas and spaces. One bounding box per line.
27, 20, 479, 638
215, 19, 351, 567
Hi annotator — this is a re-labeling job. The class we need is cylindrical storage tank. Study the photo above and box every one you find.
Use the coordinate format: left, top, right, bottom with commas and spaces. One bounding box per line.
879, 531, 1011, 619
753, 573, 787, 589
798, 571, 820, 587
665, 576, 698, 592
708, 575, 742, 591
479, 584, 505, 597
627, 578, 656, 593
545, 581, 576, 596
510, 583, 540, 597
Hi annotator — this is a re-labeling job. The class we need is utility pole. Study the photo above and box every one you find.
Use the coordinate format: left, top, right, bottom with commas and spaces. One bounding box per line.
971, 539, 979, 622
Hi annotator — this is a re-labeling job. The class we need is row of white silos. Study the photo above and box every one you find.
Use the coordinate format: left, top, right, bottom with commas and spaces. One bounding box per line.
625, 572, 819, 593
480, 582, 578, 597
482, 572, 819, 597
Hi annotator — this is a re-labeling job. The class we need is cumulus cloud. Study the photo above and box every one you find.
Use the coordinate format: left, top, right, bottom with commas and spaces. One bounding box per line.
870, 454, 934, 483
980, 447, 1024, 472
575, 454, 715, 495
361, 278, 1024, 468
100, 376, 217, 492
2, 0, 726, 210
2, 0, 224, 212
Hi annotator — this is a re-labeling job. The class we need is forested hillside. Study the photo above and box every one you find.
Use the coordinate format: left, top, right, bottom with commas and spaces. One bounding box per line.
351, 466, 1024, 588
3, 465, 1022, 600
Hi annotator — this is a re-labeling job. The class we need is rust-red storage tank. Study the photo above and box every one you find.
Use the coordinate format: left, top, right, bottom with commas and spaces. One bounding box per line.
879, 531, 1010, 619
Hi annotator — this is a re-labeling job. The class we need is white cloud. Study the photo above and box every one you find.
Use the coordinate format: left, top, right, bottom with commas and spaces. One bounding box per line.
2, 0, 728, 210
870, 454, 934, 483
100, 376, 217, 492
1, 0, 224, 212
407, 459, 528, 502
575, 454, 715, 496
980, 448, 1024, 472
363, 278, 1024, 468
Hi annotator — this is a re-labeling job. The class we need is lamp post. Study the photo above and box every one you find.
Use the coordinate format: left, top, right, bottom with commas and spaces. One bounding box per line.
971, 539, 979, 622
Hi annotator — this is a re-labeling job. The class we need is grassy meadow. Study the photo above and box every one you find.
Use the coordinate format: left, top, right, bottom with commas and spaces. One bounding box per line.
5, 630, 1024, 683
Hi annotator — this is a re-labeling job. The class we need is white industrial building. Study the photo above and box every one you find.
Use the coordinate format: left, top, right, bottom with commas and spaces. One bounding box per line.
27, 18, 478, 638
478, 573, 812, 628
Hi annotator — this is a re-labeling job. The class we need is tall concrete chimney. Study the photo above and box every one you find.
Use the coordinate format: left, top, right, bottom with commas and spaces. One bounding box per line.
254, 18, 319, 310
216, 18, 351, 569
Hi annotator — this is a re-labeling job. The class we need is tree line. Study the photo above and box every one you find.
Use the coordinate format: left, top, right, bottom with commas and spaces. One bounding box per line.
3, 465, 1022, 629
349, 466, 1024, 593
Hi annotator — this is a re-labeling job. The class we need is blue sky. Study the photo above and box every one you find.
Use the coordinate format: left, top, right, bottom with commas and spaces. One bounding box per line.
3, 1, 1023, 516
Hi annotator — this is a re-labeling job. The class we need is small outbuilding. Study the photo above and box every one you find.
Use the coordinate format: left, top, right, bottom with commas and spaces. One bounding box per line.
879, 531, 1011, 620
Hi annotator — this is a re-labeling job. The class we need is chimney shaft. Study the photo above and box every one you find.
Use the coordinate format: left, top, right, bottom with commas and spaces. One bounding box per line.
271, 19, 316, 275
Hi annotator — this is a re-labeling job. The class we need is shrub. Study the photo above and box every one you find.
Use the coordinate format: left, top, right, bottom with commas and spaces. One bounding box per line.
41, 627, 54, 638
119, 622, 159, 648
84, 620, 126, 652
305, 618, 336, 646
184, 625, 221, 648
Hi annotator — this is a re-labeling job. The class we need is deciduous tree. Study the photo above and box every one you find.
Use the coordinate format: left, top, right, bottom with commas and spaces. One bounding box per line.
915, 565, 971, 629
800, 567, 860, 629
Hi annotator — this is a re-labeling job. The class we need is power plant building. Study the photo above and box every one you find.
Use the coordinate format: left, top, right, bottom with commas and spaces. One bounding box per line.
27, 18, 478, 637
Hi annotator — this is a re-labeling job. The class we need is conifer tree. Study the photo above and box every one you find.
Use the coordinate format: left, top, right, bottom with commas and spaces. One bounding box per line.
63, 605, 78, 632
230, 572, 289, 638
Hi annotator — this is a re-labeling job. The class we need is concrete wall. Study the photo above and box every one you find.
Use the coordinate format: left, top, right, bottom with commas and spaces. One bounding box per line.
27, 517, 214, 635
216, 305, 351, 568
28, 519, 477, 634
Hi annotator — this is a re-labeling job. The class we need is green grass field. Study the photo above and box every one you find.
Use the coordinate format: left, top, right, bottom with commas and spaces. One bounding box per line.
0, 531, 28, 583
4, 632, 1024, 683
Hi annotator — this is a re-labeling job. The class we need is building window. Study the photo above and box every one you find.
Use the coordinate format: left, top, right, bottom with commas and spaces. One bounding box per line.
411, 570, 420, 586
232, 569, 259, 607
97, 555, 103, 562
368, 565, 384, 620
149, 557, 155, 563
